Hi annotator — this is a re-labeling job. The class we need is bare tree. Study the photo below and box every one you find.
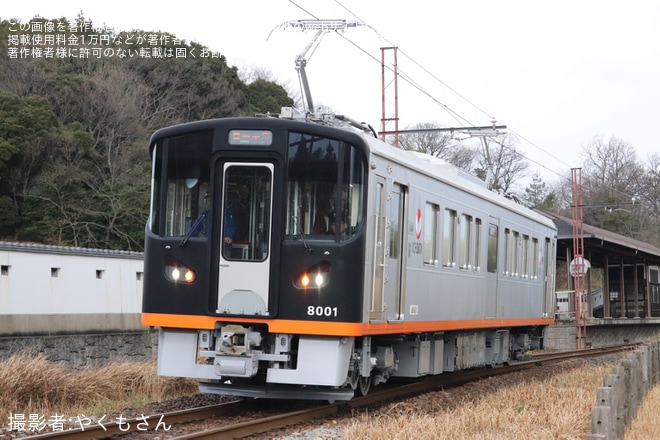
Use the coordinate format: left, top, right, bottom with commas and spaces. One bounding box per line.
397, 122, 477, 172
640, 153, 660, 216
581, 135, 643, 201
579, 136, 644, 236
634, 153, 660, 245
475, 134, 529, 193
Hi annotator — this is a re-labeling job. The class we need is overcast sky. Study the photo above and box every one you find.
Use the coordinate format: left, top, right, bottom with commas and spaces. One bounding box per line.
4, 0, 660, 185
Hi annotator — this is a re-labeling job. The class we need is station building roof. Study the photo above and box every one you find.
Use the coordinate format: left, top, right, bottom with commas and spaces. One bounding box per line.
541, 211, 660, 268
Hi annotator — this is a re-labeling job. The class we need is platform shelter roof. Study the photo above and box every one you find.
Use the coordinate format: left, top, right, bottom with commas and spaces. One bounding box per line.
540, 211, 660, 268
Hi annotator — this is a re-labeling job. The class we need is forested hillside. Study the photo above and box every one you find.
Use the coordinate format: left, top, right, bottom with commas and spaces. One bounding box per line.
1, 15, 659, 252
0, 15, 293, 250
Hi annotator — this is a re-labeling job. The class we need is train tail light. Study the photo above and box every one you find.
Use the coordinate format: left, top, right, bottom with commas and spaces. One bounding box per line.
294, 261, 330, 289
164, 257, 196, 283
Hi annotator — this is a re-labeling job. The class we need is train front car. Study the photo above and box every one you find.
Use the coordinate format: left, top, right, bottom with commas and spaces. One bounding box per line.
142, 117, 369, 400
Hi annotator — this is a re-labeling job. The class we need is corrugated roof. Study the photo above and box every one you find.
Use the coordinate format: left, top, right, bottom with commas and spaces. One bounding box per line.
0, 241, 144, 260
540, 211, 660, 265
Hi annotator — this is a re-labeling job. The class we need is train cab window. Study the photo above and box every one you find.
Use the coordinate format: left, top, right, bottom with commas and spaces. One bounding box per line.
220, 164, 272, 261
150, 130, 213, 237
487, 224, 498, 273
285, 132, 365, 241
423, 203, 439, 265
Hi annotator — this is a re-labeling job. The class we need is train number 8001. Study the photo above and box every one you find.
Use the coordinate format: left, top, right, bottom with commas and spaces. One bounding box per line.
307, 306, 338, 317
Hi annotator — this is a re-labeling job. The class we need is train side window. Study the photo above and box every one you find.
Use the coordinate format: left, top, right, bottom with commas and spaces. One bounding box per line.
504, 229, 522, 277
487, 224, 498, 273
474, 218, 482, 271
514, 231, 521, 277
507, 230, 521, 277
521, 235, 530, 278
530, 238, 539, 279
424, 202, 439, 265
389, 189, 403, 259
443, 209, 457, 267
459, 214, 472, 270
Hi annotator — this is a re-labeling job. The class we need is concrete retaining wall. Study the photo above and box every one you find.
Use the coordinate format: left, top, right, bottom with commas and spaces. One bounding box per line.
586, 340, 660, 440
545, 319, 660, 350
0, 331, 158, 368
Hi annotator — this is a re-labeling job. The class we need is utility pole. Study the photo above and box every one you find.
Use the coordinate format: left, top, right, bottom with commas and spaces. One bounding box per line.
381, 46, 399, 146
571, 168, 588, 349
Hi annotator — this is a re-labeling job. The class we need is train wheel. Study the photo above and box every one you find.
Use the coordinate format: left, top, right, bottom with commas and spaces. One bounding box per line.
346, 362, 360, 391
348, 367, 359, 390
358, 376, 371, 396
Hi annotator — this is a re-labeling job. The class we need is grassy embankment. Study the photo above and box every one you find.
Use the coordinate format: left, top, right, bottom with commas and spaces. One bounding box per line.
0, 353, 197, 424
2, 352, 659, 439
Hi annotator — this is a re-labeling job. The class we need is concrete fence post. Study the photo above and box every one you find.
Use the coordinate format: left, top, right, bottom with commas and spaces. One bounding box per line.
587, 342, 660, 440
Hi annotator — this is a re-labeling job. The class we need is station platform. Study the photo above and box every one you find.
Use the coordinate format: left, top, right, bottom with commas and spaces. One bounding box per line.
545, 317, 660, 350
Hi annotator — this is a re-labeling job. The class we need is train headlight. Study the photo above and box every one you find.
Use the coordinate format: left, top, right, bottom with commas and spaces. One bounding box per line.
165, 257, 196, 283
294, 261, 330, 289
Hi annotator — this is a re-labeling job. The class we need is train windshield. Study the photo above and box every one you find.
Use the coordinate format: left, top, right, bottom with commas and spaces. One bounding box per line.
150, 130, 213, 237
285, 132, 365, 241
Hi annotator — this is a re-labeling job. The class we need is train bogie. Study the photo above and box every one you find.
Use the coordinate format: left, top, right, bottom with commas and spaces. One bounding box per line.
142, 114, 556, 400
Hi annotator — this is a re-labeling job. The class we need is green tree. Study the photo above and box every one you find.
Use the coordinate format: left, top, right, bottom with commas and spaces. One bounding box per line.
243, 79, 294, 115
0, 15, 298, 250
0, 93, 63, 239
522, 173, 557, 210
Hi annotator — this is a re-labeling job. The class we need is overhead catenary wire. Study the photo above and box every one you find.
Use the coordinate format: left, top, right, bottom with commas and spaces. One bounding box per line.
333, 0, 576, 177
287, 0, 643, 208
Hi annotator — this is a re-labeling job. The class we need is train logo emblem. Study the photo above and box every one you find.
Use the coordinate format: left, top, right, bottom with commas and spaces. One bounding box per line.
415, 208, 422, 239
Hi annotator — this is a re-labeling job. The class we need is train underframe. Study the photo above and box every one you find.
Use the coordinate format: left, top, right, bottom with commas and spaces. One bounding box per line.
158, 323, 545, 401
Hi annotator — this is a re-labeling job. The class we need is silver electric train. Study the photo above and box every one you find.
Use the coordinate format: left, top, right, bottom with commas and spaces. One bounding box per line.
142, 110, 556, 400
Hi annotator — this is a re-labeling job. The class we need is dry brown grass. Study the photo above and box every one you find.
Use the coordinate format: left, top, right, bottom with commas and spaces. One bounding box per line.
342, 363, 613, 440
5, 351, 659, 439
625, 383, 660, 439
0, 352, 197, 422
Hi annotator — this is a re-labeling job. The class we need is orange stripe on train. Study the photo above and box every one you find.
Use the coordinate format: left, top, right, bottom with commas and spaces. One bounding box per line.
142, 313, 554, 337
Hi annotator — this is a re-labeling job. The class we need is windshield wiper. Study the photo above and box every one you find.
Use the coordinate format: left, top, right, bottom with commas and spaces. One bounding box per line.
292, 215, 313, 253
299, 227, 313, 253
180, 212, 206, 247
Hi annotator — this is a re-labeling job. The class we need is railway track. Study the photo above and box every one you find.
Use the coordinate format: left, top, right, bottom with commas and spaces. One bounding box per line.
19, 344, 631, 440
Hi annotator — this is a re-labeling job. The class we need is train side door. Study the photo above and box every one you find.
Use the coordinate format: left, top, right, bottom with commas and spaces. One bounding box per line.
370, 177, 386, 322
370, 177, 405, 323
484, 217, 499, 319
216, 162, 274, 316
386, 183, 406, 322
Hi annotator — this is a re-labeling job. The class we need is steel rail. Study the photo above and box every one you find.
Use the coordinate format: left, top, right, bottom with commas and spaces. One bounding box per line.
165, 344, 632, 439
19, 400, 254, 440
19, 344, 632, 440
